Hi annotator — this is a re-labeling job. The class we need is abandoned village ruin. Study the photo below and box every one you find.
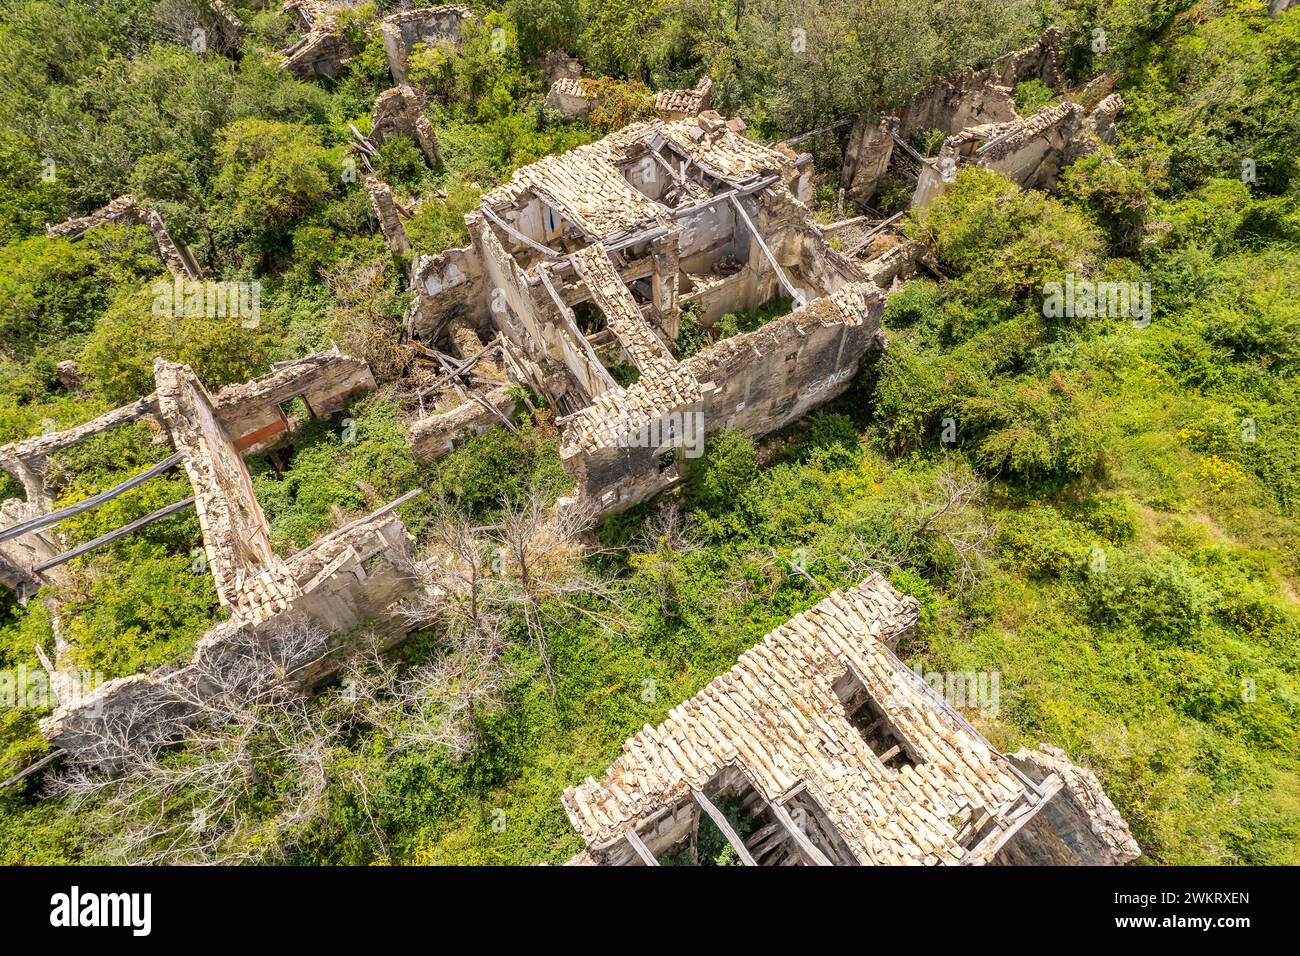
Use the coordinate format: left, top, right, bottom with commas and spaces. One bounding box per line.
0, 7, 1141, 864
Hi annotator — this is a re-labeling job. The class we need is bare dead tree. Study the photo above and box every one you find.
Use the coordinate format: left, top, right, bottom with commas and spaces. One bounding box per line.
630, 501, 701, 616
486, 490, 627, 694
845, 464, 996, 596
910, 466, 998, 595
47, 617, 338, 865
343, 613, 512, 759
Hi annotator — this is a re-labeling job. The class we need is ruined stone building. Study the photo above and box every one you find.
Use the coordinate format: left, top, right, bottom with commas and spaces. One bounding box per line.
380, 4, 471, 86
4, 21, 1149, 859
0, 353, 422, 760
840, 29, 1124, 210
405, 110, 893, 515
280, 1, 469, 81
564, 575, 1141, 866
544, 74, 713, 123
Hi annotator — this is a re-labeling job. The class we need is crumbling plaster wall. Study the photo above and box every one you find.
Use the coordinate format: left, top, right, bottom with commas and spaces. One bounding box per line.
687, 282, 882, 438
408, 245, 487, 340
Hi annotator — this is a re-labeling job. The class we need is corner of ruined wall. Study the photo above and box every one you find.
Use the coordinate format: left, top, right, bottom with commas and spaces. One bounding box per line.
1000, 743, 1142, 865
407, 386, 516, 463
153, 359, 279, 612
409, 244, 487, 339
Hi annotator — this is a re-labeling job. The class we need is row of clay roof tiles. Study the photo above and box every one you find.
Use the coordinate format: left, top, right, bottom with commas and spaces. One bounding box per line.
564, 575, 1030, 864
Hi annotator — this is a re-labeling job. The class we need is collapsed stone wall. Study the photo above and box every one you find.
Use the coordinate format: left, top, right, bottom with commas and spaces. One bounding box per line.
0, 500, 61, 595
912, 93, 1124, 206
212, 351, 375, 454
47, 195, 202, 280
380, 5, 471, 86
407, 386, 516, 461
42, 504, 418, 764
558, 281, 883, 515
365, 176, 413, 254
842, 27, 1080, 207
686, 282, 882, 442
280, 0, 366, 78
370, 85, 441, 165
408, 245, 487, 339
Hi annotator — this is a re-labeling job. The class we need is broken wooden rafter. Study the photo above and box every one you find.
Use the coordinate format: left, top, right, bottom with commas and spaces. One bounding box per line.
727, 194, 806, 308
844, 211, 906, 258
32, 496, 195, 573
481, 206, 561, 260
0, 451, 185, 545
692, 789, 756, 865
623, 828, 660, 866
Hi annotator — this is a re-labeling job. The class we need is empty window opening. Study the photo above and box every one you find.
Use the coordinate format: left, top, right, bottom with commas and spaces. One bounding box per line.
572, 301, 604, 336
833, 664, 919, 771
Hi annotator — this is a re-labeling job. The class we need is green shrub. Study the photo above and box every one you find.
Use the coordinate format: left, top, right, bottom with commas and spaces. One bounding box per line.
691, 429, 758, 514
908, 167, 1104, 304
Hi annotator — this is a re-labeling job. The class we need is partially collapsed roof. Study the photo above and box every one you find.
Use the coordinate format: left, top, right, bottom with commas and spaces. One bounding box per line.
564, 574, 1050, 865
478, 113, 800, 241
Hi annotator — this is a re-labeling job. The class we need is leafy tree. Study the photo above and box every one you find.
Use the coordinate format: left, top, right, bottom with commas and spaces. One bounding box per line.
692, 428, 758, 513
212, 119, 340, 233
0, 237, 106, 360
908, 166, 1104, 304
508, 0, 582, 59
79, 284, 286, 403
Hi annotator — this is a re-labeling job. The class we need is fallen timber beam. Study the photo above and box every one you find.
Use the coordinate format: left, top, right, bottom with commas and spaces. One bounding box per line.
0, 451, 185, 545
844, 211, 906, 258
777, 117, 853, 148
889, 130, 930, 167
692, 789, 757, 866
769, 798, 834, 866
32, 496, 196, 573
727, 194, 807, 308
481, 206, 561, 260
0, 749, 65, 790
0, 394, 158, 468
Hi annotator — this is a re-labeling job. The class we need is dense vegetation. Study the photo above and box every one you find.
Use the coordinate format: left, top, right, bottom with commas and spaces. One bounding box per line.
0, 0, 1296, 865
